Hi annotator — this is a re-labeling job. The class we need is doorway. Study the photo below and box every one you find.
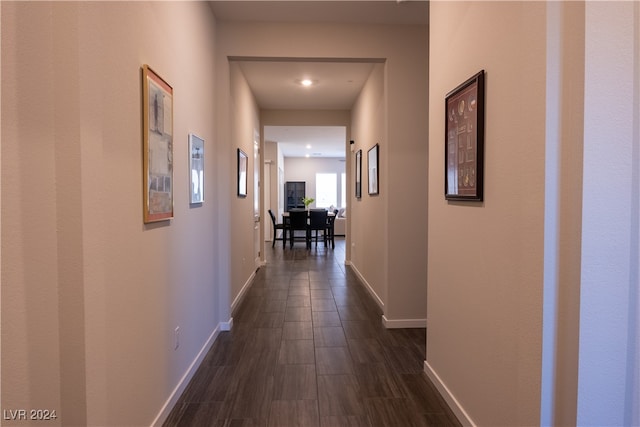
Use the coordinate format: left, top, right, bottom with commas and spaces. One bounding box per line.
253, 136, 261, 268
263, 124, 348, 260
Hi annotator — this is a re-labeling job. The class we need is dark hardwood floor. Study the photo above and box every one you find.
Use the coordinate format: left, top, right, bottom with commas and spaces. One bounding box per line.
164, 238, 461, 427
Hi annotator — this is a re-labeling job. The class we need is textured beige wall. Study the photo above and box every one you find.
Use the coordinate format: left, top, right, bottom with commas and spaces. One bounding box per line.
2, 3, 63, 423
229, 61, 260, 306
1, 2, 220, 425
542, 3, 585, 425
350, 63, 388, 310
427, 2, 546, 425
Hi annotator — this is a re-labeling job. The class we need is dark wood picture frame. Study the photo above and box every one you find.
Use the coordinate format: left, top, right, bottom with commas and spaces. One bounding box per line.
368, 144, 379, 195
355, 149, 362, 199
237, 148, 248, 198
445, 70, 485, 201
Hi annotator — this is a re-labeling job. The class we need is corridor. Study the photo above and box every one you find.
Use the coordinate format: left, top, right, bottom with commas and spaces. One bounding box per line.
164, 239, 460, 426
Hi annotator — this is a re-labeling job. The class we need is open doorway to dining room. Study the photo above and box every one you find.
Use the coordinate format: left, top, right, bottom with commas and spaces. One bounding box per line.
263, 124, 348, 256
231, 56, 379, 264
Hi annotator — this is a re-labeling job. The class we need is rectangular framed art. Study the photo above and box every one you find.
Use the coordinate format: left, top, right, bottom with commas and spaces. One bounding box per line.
189, 133, 204, 204
368, 144, 379, 195
237, 148, 248, 198
355, 149, 362, 199
142, 64, 174, 223
445, 70, 485, 201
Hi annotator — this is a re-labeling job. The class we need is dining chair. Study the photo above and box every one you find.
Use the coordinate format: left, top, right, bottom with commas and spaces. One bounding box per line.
268, 209, 286, 248
288, 209, 309, 248
308, 209, 328, 248
325, 208, 339, 249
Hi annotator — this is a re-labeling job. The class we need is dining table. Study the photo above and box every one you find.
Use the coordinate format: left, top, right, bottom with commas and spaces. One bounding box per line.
281, 210, 336, 219
281, 209, 337, 248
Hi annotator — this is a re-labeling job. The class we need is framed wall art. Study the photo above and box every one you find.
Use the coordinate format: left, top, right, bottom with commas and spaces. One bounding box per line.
355, 149, 362, 199
237, 148, 248, 198
189, 133, 204, 204
445, 70, 485, 201
368, 144, 379, 195
142, 64, 174, 223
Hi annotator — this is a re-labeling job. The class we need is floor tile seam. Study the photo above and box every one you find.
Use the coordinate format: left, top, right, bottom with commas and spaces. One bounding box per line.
391, 378, 454, 413
176, 398, 228, 405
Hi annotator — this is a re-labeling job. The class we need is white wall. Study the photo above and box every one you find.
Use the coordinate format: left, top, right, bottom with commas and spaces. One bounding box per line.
284, 157, 347, 210
578, 2, 640, 425
2, 2, 221, 425
427, 2, 546, 425
264, 140, 279, 240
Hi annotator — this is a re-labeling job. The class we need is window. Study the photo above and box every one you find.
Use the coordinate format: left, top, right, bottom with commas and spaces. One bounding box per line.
341, 173, 346, 208
316, 173, 337, 208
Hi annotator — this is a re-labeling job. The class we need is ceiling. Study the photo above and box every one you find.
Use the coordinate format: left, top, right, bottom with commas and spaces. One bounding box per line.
210, 1, 429, 158
235, 60, 378, 111
265, 125, 348, 158
209, 1, 429, 26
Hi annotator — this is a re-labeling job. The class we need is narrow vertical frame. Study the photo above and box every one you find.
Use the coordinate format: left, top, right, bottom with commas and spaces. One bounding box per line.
368, 143, 379, 195
189, 133, 204, 204
355, 149, 362, 199
445, 70, 485, 201
237, 148, 248, 198
142, 64, 174, 222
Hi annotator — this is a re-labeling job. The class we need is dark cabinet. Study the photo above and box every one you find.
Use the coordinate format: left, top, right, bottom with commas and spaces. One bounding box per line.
285, 181, 305, 211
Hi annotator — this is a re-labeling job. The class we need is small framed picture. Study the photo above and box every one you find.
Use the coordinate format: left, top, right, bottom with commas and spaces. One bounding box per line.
368, 144, 379, 195
189, 133, 204, 204
445, 70, 485, 201
237, 148, 248, 198
355, 149, 362, 199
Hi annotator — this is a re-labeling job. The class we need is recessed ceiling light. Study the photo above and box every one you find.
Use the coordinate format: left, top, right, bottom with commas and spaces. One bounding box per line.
295, 78, 317, 87
306, 144, 312, 149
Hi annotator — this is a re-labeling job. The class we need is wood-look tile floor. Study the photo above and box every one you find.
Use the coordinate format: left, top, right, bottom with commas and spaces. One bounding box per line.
164, 239, 461, 427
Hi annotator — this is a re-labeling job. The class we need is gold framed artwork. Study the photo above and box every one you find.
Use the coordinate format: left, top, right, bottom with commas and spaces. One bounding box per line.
142, 65, 174, 223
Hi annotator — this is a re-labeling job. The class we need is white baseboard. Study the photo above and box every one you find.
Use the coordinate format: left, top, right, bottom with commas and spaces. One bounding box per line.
423, 360, 476, 427
220, 317, 233, 331
153, 266, 253, 425
348, 263, 385, 310
231, 270, 256, 313
382, 315, 427, 329
152, 326, 221, 426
